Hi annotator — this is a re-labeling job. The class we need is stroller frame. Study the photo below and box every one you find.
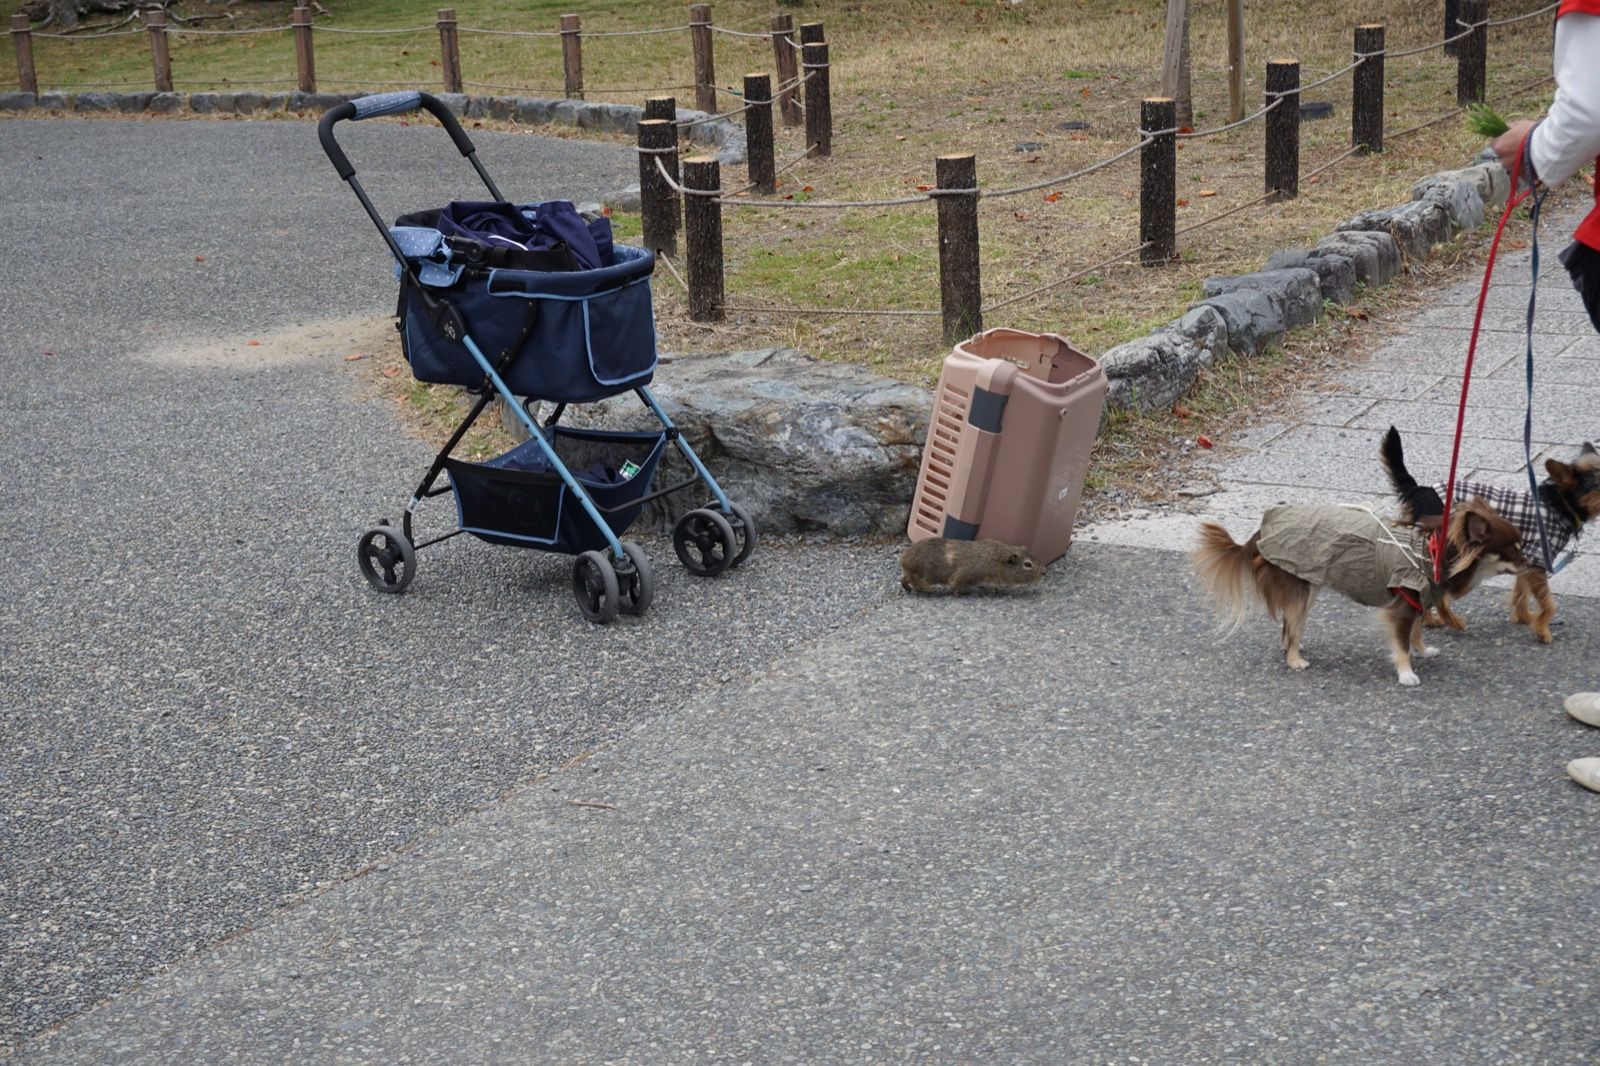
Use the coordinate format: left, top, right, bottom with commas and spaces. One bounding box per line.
319, 91, 754, 623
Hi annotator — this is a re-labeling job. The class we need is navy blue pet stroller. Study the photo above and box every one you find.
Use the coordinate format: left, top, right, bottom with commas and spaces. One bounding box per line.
318, 91, 754, 623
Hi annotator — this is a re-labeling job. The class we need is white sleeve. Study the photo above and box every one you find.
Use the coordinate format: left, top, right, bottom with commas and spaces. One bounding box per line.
1530, 13, 1600, 189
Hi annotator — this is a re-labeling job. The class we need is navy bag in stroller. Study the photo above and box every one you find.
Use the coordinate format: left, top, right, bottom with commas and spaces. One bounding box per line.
319, 91, 755, 623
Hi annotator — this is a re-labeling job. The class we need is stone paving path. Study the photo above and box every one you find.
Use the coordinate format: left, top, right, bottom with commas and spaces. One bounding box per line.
1085, 201, 1600, 606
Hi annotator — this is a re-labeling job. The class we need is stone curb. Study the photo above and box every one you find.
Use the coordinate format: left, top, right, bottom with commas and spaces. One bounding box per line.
0, 89, 747, 165
1101, 154, 1510, 415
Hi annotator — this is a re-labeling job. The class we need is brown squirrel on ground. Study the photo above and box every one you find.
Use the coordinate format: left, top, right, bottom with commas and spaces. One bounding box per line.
899, 537, 1045, 594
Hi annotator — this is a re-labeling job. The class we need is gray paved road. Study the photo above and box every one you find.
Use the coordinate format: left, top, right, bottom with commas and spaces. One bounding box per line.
0, 117, 891, 1052
7, 117, 1600, 1064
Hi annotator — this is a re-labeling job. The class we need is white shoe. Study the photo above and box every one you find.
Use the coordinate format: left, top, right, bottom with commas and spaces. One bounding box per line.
1564, 692, 1600, 728
1567, 758, 1600, 793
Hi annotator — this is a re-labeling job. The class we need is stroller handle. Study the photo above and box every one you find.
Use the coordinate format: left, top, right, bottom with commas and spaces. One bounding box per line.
318, 91, 486, 186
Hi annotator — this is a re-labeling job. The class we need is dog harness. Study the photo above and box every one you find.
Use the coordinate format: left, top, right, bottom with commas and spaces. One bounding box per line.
1256, 506, 1442, 609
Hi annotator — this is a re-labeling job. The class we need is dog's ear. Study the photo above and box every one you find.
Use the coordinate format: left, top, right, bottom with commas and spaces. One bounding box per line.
1465, 509, 1492, 544
1546, 458, 1578, 488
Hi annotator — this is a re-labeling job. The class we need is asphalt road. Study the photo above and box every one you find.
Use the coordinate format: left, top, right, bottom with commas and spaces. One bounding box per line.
6, 116, 1600, 1064
0, 116, 893, 1053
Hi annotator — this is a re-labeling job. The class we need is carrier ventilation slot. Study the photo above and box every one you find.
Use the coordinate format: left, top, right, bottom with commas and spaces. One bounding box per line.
910, 380, 971, 537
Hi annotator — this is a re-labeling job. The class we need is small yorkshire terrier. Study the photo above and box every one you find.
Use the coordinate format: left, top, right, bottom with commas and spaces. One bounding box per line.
1193, 497, 1529, 686
1379, 426, 1600, 643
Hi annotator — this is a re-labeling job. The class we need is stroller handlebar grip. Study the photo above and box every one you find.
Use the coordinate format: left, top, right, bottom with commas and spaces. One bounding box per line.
318, 90, 480, 182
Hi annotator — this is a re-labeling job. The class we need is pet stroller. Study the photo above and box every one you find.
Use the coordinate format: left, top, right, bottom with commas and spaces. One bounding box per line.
318, 91, 754, 623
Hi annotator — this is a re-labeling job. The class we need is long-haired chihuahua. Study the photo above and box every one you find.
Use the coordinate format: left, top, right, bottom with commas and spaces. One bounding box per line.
1193, 498, 1530, 686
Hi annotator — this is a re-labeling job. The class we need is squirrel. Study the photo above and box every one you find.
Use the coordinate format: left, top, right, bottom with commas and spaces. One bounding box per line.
899, 537, 1046, 594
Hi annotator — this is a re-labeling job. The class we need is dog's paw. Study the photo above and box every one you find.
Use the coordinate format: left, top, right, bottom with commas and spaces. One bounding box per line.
1419, 645, 1441, 659
1287, 656, 1310, 671
1398, 670, 1421, 687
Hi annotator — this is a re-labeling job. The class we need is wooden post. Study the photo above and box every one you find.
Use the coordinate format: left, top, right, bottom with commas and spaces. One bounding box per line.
799, 21, 824, 46
1444, 0, 1462, 56
683, 156, 724, 322
644, 95, 676, 122
293, 7, 315, 94
560, 14, 583, 100
936, 153, 982, 345
1226, 0, 1244, 122
1264, 59, 1299, 202
690, 3, 715, 114
437, 8, 461, 95
146, 8, 173, 92
11, 14, 37, 97
803, 40, 831, 157
1456, 0, 1486, 106
1159, 0, 1193, 128
745, 72, 775, 195
771, 14, 800, 127
1140, 98, 1176, 265
639, 118, 680, 257
1353, 24, 1384, 154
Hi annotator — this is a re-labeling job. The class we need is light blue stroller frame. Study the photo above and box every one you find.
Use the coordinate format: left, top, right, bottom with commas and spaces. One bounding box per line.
319, 92, 755, 622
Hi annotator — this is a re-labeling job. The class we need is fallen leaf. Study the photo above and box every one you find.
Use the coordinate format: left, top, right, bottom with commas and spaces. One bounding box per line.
802, 185, 813, 192
1043, 191, 1062, 202
1172, 403, 1194, 419
916, 183, 933, 191
1507, 239, 1529, 250
1176, 198, 1189, 207
1308, 175, 1322, 185
344, 353, 365, 362
1199, 189, 1217, 197
895, 134, 906, 141
602, 206, 613, 217
382, 366, 401, 378
1178, 126, 1194, 135
1197, 435, 1214, 449
194, 255, 205, 262
42, 350, 55, 357
247, 340, 261, 347
1014, 211, 1030, 221
1348, 307, 1370, 320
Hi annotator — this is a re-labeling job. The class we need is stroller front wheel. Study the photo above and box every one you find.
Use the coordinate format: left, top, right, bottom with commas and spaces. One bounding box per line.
572, 550, 621, 624
616, 542, 655, 617
709, 501, 756, 568
673, 509, 736, 577
357, 523, 417, 594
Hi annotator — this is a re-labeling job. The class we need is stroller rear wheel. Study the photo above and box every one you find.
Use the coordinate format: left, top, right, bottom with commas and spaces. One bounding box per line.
357, 523, 416, 594
572, 550, 621, 624
707, 501, 757, 568
615, 541, 655, 616
673, 508, 736, 576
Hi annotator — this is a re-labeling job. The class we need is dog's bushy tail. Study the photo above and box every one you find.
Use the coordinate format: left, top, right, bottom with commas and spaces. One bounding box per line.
1192, 522, 1259, 633
1380, 425, 1444, 525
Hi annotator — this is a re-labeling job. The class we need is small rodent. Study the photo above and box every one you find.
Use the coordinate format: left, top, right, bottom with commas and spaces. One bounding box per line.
899, 537, 1045, 594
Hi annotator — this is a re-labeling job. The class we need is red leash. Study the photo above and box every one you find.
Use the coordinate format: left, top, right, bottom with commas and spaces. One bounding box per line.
1436, 147, 1534, 581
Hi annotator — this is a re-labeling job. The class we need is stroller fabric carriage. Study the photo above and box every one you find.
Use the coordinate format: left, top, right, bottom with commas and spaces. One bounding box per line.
318, 91, 755, 623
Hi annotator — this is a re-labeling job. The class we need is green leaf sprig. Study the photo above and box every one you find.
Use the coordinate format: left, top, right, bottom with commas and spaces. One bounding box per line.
1465, 102, 1510, 138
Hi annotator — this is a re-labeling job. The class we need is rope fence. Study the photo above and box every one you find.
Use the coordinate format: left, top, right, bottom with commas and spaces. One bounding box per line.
6, 1, 1564, 342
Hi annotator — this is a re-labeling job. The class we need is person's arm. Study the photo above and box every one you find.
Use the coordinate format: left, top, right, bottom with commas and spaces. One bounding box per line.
1529, 12, 1600, 188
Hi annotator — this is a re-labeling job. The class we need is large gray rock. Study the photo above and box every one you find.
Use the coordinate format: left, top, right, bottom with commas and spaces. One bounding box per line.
1336, 197, 1454, 261
1264, 246, 1359, 304
73, 92, 119, 112
435, 92, 468, 115
148, 92, 183, 114
550, 99, 583, 126
565, 348, 933, 537
1191, 288, 1286, 356
1312, 230, 1401, 288
188, 92, 234, 114
606, 183, 643, 213
513, 97, 553, 125
115, 92, 154, 113
1100, 305, 1228, 413
1417, 161, 1509, 211
288, 91, 351, 113
0, 92, 36, 110
35, 92, 66, 110
1200, 268, 1323, 330
1411, 173, 1485, 232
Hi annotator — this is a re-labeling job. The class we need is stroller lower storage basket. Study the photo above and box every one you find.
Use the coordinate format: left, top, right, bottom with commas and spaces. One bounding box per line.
447, 427, 668, 552
398, 239, 658, 404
